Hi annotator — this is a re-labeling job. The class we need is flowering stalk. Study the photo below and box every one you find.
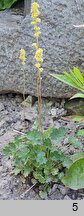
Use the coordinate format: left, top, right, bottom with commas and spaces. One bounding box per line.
31, 1, 43, 132
19, 48, 26, 101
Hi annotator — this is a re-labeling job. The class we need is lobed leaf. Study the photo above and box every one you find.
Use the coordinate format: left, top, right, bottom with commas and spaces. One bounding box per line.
23, 166, 33, 177
39, 191, 47, 199
62, 156, 72, 168
26, 129, 42, 145
68, 136, 82, 149
33, 172, 45, 183
50, 127, 65, 142
36, 151, 47, 165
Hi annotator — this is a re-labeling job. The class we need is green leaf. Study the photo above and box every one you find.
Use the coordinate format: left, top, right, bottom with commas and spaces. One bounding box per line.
64, 71, 82, 89
31, 178, 37, 184
0, 0, 17, 10
17, 147, 29, 161
39, 191, 47, 199
70, 93, 84, 99
62, 158, 84, 190
14, 136, 28, 145
26, 129, 42, 145
73, 67, 84, 86
70, 67, 84, 89
68, 136, 82, 149
36, 152, 47, 165
50, 150, 61, 162
45, 176, 53, 183
33, 172, 45, 183
33, 119, 39, 130
51, 168, 59, 176
50, 127, 65, 142
44, 161, 52, 171
13, 167, 21, 175
71, 152, 84, 162
44, 168, 49, 175
62, 156, 72, 168
50, 73, 82, 91
76, 129, 84, 136
43, 128, 53, 139
43, 138, 52, 149
3, 145, 12, 156
50, 67, 84, 92
72, 115, 84, 122
23, 166, 32, 177
47, 186, 52, 194
58, 172, 65, 180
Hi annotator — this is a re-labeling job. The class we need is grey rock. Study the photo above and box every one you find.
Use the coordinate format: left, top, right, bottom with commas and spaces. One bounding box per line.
0, 119, 5, 128
59, 186, 69, 195
51, 184, 58, 193
48, 189, 63, 200
64, 99, 84, 115
0, 103, 4, 111
0, 166, 3, 173
13, 121, 23, 130
51, 108, 57, 117
64, 195, 71, 200
20, 106, 37, 122
64, 137, 69, 145
0, 0, 84, 98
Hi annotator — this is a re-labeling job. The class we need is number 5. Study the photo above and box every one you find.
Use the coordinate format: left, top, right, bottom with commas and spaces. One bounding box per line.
72, 203, 78, 211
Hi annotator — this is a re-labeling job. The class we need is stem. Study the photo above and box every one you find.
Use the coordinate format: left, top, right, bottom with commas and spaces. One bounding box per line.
36, 36, 42, 133
37, 69, 42, 133
22, 65, 26, 130
23, 66, 26, 102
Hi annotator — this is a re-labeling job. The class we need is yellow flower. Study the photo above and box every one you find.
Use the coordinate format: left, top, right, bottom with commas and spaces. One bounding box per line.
39, 67, 43, 73
35, 64, 43, 73
35, 63, 40, 69
31, 19, 41, 26
34, 26, 40, 32
35, 18, 41, 23
34, 31, 41, 39
31, 2, 40, 19
31, 21, 36, 25
32, 43, 38, 49
31, 2, 43, 74
31, 2, 39, 11
19, 49, 26, 65
35, 48, 43, 63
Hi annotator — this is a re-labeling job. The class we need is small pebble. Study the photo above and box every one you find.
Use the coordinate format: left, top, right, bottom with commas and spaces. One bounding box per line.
64, 195, 71, 200
59, 186, 69, 195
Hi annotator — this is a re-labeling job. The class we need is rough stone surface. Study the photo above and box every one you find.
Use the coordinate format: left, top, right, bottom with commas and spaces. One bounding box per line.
0, 0, 84, 98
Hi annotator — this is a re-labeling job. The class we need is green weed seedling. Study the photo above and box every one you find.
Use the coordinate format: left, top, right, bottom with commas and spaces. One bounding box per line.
3, 125, 83, 198
3, 127, 70, 198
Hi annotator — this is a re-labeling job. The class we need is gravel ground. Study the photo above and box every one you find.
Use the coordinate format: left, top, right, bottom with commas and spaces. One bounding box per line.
0, 93, 84, 200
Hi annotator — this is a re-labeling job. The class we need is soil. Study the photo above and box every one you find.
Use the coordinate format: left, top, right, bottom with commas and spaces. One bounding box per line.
0, 93, 84, 200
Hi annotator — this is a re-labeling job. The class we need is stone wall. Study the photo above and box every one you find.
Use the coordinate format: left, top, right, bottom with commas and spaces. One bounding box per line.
0, 0, 84, 98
